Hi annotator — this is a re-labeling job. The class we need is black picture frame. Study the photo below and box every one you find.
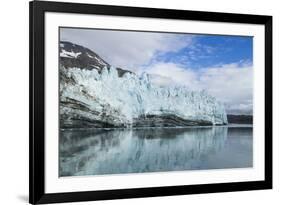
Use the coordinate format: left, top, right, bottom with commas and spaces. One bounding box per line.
29, 0, 272, 204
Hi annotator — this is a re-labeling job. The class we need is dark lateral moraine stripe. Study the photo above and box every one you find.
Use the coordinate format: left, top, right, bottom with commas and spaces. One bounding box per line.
60, 113, 221, 129
132, 114, 213, 127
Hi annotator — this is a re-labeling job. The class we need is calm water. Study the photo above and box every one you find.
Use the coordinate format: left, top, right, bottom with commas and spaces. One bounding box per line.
59, 126, 253, 177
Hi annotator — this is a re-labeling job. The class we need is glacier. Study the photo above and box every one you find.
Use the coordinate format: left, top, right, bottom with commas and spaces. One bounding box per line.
60, 65, 228, 128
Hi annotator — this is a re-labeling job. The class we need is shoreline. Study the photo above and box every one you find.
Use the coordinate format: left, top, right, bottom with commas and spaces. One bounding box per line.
60, 124, 253, 131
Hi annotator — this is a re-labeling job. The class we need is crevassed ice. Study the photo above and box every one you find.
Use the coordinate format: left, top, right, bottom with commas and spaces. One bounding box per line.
61, 66, 228, 125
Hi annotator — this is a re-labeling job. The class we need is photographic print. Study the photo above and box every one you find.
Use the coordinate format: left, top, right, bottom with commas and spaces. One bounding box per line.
30, 2, 272, 203
59, 28, 253, 177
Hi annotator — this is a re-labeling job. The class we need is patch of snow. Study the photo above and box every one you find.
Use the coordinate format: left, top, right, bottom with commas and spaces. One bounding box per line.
60, 49, 82, 58
87, 53, 94, 58
94, 56, 106, 65
90, 65, 102, 70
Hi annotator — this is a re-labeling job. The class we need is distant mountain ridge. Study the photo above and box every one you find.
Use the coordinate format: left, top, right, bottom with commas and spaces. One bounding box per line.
227, 115, 253, 124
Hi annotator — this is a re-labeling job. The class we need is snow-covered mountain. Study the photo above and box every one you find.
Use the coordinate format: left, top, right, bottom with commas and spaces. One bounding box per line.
59, 41, 228, 128
60, 41, 132, 76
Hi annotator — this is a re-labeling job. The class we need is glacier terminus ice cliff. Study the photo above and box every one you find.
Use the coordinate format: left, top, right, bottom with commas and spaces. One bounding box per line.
59, 41, 228, 128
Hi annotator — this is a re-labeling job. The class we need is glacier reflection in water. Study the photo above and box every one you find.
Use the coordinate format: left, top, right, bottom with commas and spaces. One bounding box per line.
59, 126, 252, 177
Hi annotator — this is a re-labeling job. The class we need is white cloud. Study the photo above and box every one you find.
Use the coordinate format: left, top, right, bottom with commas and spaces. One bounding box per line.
149, 74, 175, 87
145, 62, 253, 114
200, 65, 253, 114
144, 62, 201, 89
60, 28, 193, 70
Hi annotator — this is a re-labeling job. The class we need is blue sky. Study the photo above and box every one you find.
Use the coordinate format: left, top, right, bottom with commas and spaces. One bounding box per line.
147, 34, 253, 70
61, 28, 253, 114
